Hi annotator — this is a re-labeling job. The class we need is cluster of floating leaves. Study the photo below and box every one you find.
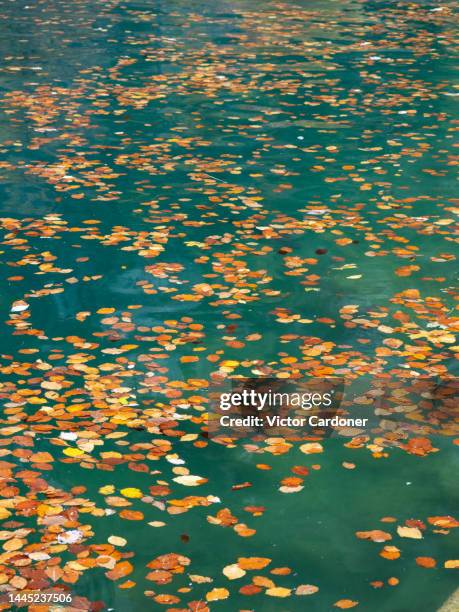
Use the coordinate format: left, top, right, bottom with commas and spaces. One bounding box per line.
0, 0, 457, 609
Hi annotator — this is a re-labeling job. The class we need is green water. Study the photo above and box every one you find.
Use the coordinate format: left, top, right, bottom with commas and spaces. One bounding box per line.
0, 0, 457, 610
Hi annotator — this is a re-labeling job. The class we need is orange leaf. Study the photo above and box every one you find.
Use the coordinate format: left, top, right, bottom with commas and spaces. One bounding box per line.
119, 509, 144, 521
416, 557, 436, 568
427, 516, 459, 529
106, 561, 133, 581
356, 530, 391, 543
379, 546, 400, 560
238, 557, 271, 570
206, 588, 229, 601
334, 599, 359, 609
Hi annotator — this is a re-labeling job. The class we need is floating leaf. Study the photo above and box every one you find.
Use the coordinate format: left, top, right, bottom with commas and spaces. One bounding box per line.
63, 447, 84, 457
120, 487, 143, 498
108, 535, 127, 547
416, 557, 436, 568
238, 557, 271, 570
379, 546, 400, 560
206, 587, 229, 601
397, 526, 423, 539
173, 475, 208, 487
334, 600, 359, 609
106, 561, 133, 581
296, 584, 319, 595
223, 564, 246, 580
266, 587, 291, 597
356, 530, 392, 543
299, 443, 323, 454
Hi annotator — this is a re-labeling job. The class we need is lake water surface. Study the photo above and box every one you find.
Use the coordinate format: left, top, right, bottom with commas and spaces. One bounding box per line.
0, 0, 457, 610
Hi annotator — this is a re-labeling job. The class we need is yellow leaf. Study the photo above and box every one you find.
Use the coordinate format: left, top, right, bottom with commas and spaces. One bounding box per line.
120, 487, 143, 498
266, 587, 291, 597
3, 538, 23, 552
63, 447, 84, 457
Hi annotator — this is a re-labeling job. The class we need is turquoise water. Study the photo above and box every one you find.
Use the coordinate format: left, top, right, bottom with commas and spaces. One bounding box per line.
0, 0, 457, 610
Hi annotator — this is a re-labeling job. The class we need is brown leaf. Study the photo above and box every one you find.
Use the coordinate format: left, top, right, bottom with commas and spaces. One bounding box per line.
239, 584, 262, 595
